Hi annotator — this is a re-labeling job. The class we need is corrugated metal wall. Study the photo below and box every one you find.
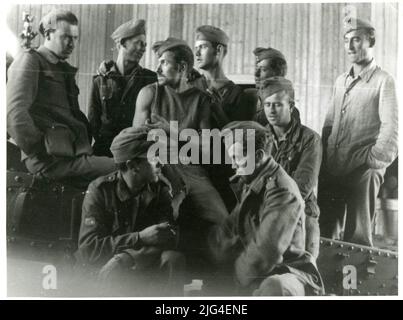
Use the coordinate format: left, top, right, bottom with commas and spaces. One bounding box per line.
6, 3, 399, 133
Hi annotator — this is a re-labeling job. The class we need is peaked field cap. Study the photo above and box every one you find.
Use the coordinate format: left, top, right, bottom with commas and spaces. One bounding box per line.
258, 76, 294, 101
195, 25, 229, 45
39, 9, 78, 36
111, 19, 146, 43
253, 47, 286, 63
343, 16, 374, 35
110, 126, 153, 163
151, 37, 191, 57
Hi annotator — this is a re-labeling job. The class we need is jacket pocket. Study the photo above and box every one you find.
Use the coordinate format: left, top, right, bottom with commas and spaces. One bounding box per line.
44, 124, 75, 157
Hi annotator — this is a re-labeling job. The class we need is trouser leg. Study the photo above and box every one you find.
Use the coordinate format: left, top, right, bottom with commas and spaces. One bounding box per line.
305, 215, 320, 259
25, 154, 116, 187
253, 274, 306, 296
318, 172, 346, 240
160, 250, 186, 296
343, 167, 385, 246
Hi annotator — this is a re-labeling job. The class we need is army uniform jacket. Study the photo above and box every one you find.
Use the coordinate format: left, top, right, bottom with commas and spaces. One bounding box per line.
77, 171, 174, 267
209, 158, 323, 292
266, 116, 322, 219
88, 62, 157, 156
7, 46, 92, 160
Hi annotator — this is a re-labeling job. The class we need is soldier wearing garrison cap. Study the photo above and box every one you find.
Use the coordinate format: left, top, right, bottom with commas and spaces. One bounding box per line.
88, 19, 157, 157
208, 121, 324, 296
256, 77, 322, 259
133, 37, 229, 271
7, 9, 116, 187
194, 24, 255, 212
77, 126, 185, 296
319, 16, 398, 246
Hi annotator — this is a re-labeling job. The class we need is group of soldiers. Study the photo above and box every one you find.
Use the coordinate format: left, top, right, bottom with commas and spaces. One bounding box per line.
6, 9, 398, 296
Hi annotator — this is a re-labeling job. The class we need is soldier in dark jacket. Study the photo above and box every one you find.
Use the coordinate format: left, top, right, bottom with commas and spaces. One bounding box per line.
77, 127, 185, 296
88, 19, 157, 157
256, 77, 322, 258
209, 122, 324, 296
7, 9, 115, 187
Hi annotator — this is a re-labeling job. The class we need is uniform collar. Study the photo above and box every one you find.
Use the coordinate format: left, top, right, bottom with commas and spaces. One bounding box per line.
266, 113, 301, 146
231, 157, 279, 196
346, 58, 378, 83
36, 46, 78, 75
116, 171, 161, 203
248, 157, 279, 194
109, 62, 143, 78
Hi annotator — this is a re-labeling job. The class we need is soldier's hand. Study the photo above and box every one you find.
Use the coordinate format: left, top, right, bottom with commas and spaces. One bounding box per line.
145, 114, 170, 133
139, 222, 174, 246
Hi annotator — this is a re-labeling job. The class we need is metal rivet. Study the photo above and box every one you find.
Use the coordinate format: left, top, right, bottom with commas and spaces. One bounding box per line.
349, 246, 354, 250
339, 244, 344, 248
377, 252, 381, 256
386, 253, 390, 257
360, 248, 364, 252
328, 241, 333, 246
358, 281, 363, 285
368, 250, 372, 254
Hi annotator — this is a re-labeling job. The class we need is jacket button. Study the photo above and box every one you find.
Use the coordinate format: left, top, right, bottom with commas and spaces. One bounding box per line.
288, 157, 292, 161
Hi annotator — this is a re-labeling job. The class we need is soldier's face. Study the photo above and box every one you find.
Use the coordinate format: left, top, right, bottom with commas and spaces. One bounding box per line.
48, 21, 79, 59
344, 29, 372, 64
135, 157, 163, 184
122, 34, 146, 64
255, 59, 276, 84
263, 91, 293, 128
157, 51, 182, 87
194, 40, 217, 70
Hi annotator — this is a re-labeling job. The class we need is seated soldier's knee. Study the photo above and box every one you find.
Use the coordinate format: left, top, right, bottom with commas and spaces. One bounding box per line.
253, 274, 305, 296
160, 250, 186, 269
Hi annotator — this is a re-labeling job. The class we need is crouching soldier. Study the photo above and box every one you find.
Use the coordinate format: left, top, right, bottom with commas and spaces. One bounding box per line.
208, 122, 324, 296
76, 127, 185, 296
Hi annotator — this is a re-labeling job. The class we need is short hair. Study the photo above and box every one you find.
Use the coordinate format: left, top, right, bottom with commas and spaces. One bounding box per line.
39, 10, 78, 36
210, 41, 228, 57
267, 57, 288, 77
168, 45, 194, 70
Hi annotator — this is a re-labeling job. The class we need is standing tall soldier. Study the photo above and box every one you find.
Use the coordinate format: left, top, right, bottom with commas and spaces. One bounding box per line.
319, 17, 398, 246
7, 9, 115, 187
88, 19, 157, 157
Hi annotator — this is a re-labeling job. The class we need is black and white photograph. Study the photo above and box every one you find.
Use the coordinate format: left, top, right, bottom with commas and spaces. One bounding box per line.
3, 0, 400, 300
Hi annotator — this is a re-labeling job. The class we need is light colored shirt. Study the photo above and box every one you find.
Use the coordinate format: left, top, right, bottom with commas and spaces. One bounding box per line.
323, 59, 398, 175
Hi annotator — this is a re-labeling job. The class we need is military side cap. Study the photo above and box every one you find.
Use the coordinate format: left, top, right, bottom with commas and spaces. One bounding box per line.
258, 76, 294, 101
111, 19, 146, 43
110, 127, 153, 163
151, 37, 191, 57
253, 47, 286, 63
343, 16, 374, 35
195, 25, 229, 46
39, 9, 78, 36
